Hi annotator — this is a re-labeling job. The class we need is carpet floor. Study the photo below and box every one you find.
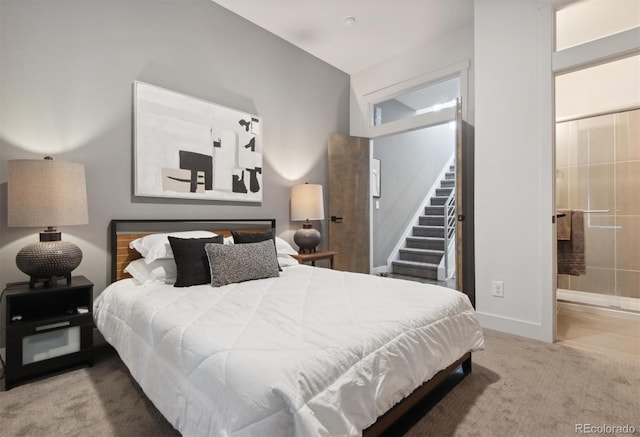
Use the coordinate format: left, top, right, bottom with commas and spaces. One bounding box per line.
1, 329, 638, 437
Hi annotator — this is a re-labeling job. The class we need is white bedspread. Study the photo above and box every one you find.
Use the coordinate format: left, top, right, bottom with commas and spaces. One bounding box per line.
94, 264, 484, 437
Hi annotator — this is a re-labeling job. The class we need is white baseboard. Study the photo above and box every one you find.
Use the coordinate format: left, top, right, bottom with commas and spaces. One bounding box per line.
371, 265, 389, 275
475, 312, 548, 342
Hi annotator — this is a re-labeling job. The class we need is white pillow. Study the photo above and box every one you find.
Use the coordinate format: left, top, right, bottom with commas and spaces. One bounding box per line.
124, 258, 177, 285
130, 230, 217, 263
275, 237, 298, 256
278, 253, 300, 267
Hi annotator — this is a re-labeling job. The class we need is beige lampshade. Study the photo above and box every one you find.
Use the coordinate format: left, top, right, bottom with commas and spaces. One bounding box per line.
291, 183, 325, 221
8, 158, 89, 228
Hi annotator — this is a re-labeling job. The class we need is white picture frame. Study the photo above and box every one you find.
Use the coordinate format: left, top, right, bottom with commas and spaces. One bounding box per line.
134, 81, 262, 202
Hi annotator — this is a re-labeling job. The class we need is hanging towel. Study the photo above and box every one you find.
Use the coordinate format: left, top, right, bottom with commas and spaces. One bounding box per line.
557, 210, 586, 276
556, 209, 572, 241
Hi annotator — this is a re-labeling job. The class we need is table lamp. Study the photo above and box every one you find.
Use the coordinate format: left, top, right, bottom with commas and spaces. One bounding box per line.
8, 157, 89, 288
291, 183, 324, 253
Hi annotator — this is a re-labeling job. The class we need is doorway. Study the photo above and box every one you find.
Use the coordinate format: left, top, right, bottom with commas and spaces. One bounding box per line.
329, 68, 475, 304
555, 107, 640, 313
372, 122, 456, 285
553, 0, 640, 352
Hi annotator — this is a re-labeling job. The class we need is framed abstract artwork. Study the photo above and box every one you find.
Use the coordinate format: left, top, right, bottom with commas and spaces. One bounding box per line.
134, 81, 262, 202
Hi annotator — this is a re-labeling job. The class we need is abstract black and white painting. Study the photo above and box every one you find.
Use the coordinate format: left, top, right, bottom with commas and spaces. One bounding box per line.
134, 81, 262, 202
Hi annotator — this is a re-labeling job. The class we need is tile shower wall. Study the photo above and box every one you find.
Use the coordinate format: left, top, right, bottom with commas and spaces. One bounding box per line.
556, 109, 640, 299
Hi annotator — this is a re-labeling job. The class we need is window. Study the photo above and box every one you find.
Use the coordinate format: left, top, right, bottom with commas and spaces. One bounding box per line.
372, 76, 460, 127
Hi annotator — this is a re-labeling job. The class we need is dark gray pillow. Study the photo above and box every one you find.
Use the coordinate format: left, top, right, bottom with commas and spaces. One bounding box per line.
168, 236, 223, 287
205, 239, 279, 287
231, 229, 282, 271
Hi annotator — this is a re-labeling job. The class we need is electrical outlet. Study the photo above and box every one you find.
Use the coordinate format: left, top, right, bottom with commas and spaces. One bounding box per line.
492, 280, 504, 298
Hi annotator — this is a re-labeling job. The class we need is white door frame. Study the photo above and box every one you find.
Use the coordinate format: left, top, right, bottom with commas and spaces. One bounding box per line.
360, 61, 471, 273
541, 4, 640, 342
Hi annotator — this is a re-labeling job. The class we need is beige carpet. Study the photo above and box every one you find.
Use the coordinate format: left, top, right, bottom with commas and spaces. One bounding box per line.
1, 329, 638, 437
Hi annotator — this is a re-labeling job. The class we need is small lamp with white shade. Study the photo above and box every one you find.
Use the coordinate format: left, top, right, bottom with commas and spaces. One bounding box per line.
8, 157, 89, 288
291, 183, 325, 253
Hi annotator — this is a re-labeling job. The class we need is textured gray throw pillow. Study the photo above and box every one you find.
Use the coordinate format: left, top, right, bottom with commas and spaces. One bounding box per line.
205, 239, 280, 287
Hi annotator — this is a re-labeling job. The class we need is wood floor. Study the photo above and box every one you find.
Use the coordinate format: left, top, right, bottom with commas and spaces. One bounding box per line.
556, 306, 640, 357
389, 273, 640, 358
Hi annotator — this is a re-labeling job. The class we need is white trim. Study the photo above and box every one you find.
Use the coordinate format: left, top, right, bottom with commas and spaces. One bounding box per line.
475, 312, 546, 342
539, 4, 556, 344
371, 265, 389, 276
385, 154, 456, 271
368, 107, 456, 139
552, 27, 640, 74
369, 139, 374, 273
364, 60, 470, 103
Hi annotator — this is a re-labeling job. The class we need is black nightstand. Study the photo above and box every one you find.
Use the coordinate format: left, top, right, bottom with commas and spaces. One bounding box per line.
3, 276, 94, 390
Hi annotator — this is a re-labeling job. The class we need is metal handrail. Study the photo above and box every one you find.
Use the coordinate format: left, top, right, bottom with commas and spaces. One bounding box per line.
443, 187, 456, 280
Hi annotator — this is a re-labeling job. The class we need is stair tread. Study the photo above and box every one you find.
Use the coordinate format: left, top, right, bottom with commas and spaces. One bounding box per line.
407, 236, 444, 241
419, 217, 445, 223
400, 248, 444, 255
392, 260, 439, 269
397, 162, 454, 273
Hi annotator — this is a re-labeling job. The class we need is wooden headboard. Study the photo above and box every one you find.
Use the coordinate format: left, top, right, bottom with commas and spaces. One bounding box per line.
110, 219, 276, 283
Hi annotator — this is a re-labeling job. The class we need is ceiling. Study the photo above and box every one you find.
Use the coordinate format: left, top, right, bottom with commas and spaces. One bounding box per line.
211, 0, 474, 75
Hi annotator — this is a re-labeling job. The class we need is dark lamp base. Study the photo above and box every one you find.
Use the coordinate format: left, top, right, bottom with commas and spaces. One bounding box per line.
294, 225, 321, 254
16, 240, 83, 289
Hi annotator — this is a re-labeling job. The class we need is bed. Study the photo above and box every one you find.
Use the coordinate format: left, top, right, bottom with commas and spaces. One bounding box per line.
95, 219, 484, 436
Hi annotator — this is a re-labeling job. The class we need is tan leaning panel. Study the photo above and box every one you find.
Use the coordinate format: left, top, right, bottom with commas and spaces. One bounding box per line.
114, 228, 271, 282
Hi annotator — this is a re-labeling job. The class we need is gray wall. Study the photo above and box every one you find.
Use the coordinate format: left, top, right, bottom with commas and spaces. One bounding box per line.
374, 99, 415, 125
0, 0, 350, 294
372, 123, 455, 267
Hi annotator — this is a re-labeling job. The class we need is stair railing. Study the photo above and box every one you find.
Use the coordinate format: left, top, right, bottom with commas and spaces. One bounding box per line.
443, 187, 456, 279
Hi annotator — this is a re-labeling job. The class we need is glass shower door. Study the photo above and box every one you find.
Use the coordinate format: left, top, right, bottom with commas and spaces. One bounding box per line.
556, 109, 640, 310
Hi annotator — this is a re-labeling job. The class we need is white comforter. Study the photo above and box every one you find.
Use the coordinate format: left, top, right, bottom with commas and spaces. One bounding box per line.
94, 264, 484, 437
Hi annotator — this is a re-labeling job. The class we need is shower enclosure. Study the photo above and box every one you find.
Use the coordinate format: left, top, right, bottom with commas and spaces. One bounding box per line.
556, 109, 639, 312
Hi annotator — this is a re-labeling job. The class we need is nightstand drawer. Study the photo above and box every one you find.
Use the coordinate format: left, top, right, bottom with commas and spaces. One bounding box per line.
5, 314, 93, 387
7, 312, 93, 341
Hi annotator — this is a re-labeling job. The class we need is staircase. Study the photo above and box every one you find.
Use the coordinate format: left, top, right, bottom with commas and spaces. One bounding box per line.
391, 165, 455, 280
